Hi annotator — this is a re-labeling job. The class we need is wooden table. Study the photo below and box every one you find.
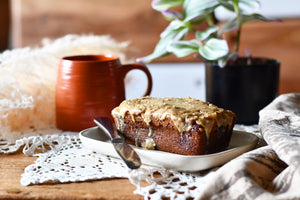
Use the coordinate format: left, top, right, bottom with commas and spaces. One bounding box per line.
0, 153, 143, 200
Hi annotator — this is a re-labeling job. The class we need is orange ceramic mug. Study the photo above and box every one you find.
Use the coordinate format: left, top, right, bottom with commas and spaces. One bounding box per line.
56, 54, 152, 131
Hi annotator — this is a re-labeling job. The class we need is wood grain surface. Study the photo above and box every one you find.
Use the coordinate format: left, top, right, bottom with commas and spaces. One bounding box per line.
10, 0, 200, 63
9, 0, 300, 93
0, 153, 143, 200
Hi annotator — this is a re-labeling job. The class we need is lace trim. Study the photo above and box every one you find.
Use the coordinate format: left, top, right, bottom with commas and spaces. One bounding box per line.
0, 125, 259, 199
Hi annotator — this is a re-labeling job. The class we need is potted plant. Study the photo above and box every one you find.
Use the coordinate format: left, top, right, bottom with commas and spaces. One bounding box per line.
138, 0, 280, 124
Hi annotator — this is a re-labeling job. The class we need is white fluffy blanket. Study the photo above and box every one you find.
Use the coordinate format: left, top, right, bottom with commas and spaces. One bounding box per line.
0, 34, 130, 142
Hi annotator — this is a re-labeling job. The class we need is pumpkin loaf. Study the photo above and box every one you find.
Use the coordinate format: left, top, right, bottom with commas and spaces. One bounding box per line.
111, 97, 236, 155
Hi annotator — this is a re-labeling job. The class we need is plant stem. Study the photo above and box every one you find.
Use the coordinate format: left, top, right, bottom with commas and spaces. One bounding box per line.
206, 13, 215, 26
206, 13, 218, 38
232, 0, 241, 54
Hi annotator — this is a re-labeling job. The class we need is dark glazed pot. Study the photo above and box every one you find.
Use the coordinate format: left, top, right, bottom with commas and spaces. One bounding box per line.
205, 57, 280, 124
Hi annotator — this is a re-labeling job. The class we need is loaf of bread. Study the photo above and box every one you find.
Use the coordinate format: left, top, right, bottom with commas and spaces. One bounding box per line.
111, 97, 236, 155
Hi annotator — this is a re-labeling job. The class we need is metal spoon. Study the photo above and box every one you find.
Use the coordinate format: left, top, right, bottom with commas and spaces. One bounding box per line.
93, 117, 141, 170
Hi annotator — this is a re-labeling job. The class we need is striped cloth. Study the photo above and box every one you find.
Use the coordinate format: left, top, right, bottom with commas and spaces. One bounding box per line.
196, 93, 300, 200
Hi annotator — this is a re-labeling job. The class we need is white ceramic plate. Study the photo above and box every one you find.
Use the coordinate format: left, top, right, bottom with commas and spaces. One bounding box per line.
79, 127, 258, 172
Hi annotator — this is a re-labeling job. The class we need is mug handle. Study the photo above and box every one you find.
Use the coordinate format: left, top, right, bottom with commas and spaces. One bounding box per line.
119, 63, 153, 96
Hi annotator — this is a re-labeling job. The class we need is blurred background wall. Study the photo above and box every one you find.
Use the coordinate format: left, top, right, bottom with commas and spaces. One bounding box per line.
0, 0, 300, 94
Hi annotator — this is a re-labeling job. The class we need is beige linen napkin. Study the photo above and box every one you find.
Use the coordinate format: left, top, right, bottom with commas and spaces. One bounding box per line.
196, 93, 300, 200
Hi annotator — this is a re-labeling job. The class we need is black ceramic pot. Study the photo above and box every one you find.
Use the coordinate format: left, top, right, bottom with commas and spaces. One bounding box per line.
205, 57, 280, 124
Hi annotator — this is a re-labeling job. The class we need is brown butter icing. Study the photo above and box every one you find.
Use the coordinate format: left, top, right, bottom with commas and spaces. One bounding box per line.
111, 97, 235, 138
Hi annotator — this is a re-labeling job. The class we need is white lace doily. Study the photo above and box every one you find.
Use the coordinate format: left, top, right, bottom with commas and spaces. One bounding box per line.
0, 125, 259, 200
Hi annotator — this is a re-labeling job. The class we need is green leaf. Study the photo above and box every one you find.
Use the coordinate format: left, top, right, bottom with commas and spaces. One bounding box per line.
239, 0, 260, 14
158, 26, 189, 52
241, 13, 279, 23
167, 40, 200, 57
199, 38, 229, 60
218, 0, 260, 15
183, 0, 219, 22
189, 15, 206, 24
152, 0, 184, 11
162, 10, 183, 20
137, 51, 171, 63
216, 0, 234, 11
138, 27, 189, 62
161, 20, 187, 38
217, 18, 238, 36
196, 25, 218, 40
